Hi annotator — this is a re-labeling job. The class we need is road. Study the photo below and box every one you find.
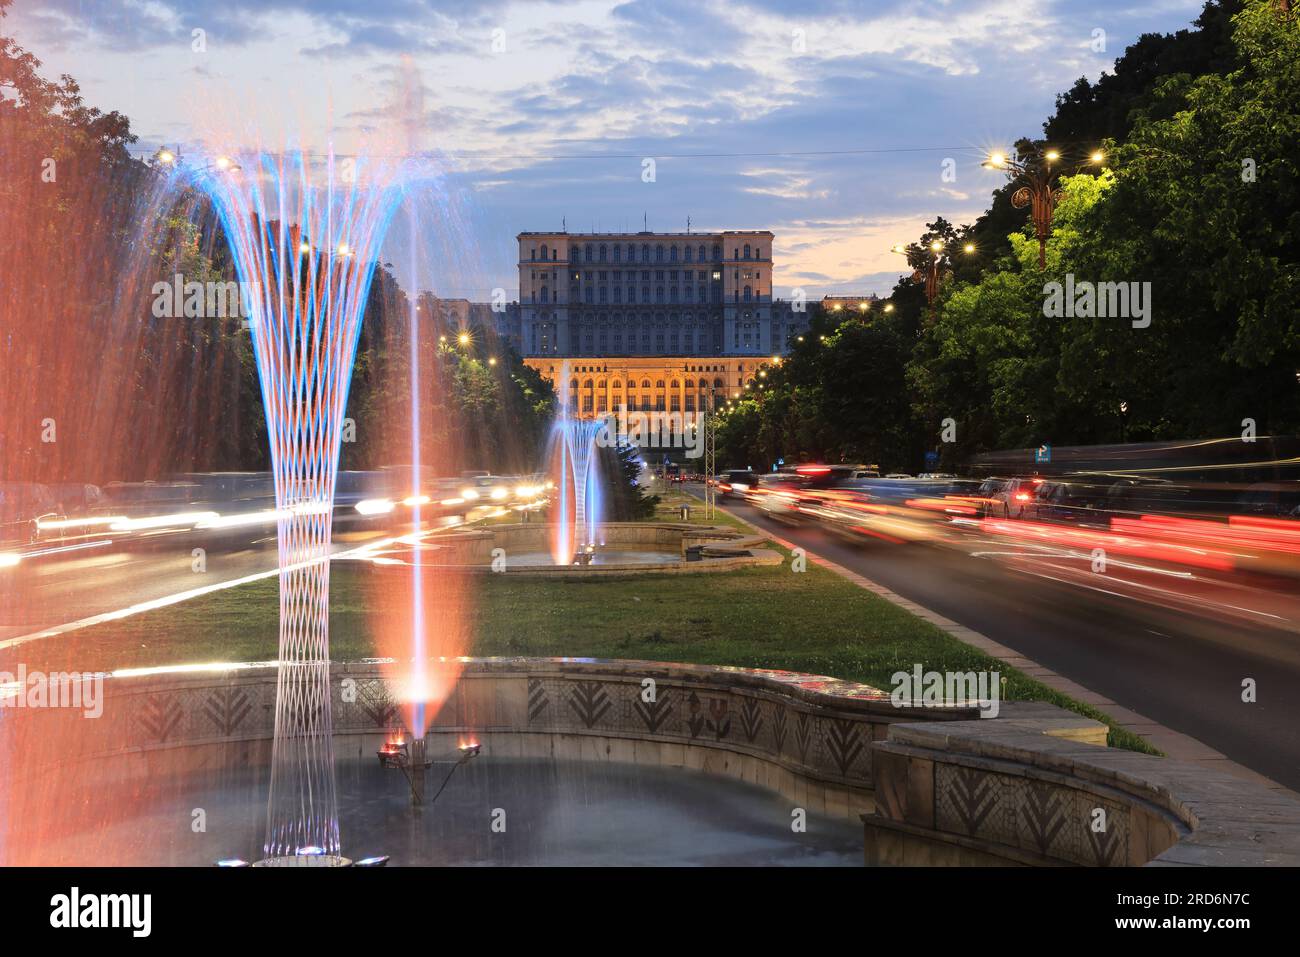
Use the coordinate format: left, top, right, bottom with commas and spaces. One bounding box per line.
0, 514, 417, 646
698, 487, 1300, 791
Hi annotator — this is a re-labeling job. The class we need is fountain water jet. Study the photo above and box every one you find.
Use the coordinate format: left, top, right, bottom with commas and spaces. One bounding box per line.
176, 146, 421, 862
548, 362, 605, 564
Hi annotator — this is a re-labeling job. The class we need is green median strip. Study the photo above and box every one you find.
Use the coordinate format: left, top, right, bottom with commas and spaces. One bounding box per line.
56, 531, 1159, 755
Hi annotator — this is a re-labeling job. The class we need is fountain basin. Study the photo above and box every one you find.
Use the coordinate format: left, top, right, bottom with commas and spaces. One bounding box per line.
3, 657, 920, 865
406, 522, 782, 575
12, 656, 1291, 867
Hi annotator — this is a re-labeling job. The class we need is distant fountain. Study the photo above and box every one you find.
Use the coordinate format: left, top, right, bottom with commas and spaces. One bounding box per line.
548, 362, 605, 564
174, 146, 421, 864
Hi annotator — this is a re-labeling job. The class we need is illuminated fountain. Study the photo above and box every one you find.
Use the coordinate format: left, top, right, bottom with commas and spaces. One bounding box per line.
174, 146, 421, 865
548, 364, 605, 564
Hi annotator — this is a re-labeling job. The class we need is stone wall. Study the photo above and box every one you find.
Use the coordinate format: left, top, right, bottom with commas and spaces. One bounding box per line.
9, 658, 979, 823
863, 705, 1300, 866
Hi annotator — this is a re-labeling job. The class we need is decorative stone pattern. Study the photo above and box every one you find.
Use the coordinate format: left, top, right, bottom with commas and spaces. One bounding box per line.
514, 666, 887, 788
932, 761, 1130, 866
11, 657, 946, 809
864, 707, 1300, 867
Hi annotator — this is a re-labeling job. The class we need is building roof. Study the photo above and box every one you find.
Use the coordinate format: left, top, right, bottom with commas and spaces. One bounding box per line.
516, 230, 774, 238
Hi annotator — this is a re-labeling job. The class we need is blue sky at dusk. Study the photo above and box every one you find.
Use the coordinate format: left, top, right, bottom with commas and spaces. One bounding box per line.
7, 0, 1208, 300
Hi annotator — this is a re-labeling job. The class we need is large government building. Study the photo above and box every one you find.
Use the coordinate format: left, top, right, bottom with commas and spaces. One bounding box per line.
510, 229, 810, 418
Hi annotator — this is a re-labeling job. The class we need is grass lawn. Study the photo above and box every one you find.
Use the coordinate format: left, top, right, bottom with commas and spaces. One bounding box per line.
648, 485, 750, 531
41, 519, 1158, 755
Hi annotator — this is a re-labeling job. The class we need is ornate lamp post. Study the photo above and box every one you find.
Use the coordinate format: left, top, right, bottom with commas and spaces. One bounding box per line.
983, 146, 1104, 269
889, 240, 975, 320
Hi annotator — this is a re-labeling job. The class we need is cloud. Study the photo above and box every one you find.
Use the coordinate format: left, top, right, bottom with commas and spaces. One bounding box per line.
2, 0, 1211, 297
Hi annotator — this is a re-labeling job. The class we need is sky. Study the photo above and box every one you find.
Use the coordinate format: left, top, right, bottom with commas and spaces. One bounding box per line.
5, 0, 1208, 301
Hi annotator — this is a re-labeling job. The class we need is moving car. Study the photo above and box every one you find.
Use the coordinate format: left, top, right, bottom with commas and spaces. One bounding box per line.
717, 469, 757, 500
972, 477, 1040, 519
746, 472, 811, 523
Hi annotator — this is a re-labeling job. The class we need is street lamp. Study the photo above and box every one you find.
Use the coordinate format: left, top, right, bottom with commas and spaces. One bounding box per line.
890, 239, 974, 320
983, 145, 1104, 268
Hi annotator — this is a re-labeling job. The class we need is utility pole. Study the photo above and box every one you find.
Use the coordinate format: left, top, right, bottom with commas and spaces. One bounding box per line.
703, 400, 717, 520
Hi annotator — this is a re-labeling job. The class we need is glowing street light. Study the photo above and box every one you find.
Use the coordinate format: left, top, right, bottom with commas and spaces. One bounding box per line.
890, 238, 977, 319
458, 332, 471, 346
983, 144, 1106, 268
157, 149, 176, 165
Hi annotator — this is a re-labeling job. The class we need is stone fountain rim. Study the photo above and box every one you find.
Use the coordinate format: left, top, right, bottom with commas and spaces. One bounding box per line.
99, 655, 986, 719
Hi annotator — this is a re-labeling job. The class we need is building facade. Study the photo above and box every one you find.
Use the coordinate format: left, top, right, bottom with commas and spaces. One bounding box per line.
528, 356, 766, 418
516, 229, 809, 417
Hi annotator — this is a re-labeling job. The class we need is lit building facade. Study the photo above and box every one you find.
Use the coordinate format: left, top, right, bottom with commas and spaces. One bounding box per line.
516, 229, 809, 417
528, 356, 768, 417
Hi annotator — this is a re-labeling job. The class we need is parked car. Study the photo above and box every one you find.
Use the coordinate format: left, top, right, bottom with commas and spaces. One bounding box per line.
1235, 482, 1300, 519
